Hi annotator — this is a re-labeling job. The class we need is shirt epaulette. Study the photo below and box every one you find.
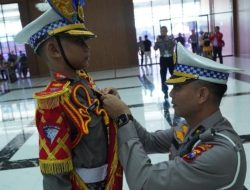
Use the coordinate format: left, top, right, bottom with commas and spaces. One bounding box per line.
33, 80, 71, 110
34, 80, 70, 100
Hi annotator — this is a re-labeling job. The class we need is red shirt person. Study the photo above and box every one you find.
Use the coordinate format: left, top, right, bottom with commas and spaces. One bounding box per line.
210, 26, 224, 63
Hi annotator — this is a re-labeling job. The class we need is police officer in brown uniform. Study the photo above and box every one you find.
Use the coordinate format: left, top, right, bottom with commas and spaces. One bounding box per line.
15, 1, 122, 190
101, 43, 247, 190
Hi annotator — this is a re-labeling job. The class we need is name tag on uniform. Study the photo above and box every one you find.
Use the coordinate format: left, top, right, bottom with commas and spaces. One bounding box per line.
87, 101, 98, 113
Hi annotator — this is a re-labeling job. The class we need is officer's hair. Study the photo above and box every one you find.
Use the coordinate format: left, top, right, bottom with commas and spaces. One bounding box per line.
195, 80, 227, 106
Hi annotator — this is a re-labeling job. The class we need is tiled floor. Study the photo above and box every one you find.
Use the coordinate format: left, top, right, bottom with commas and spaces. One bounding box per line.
0, 56, 250, 189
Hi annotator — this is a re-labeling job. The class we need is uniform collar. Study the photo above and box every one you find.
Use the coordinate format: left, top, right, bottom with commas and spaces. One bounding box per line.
187, 110, 223, 138
54, 71, 80, 83
197, 110, 223, 129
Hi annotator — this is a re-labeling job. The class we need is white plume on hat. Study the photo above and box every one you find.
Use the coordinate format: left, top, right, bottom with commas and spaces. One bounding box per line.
14, 8, 59, 44
35, 2, 50, 12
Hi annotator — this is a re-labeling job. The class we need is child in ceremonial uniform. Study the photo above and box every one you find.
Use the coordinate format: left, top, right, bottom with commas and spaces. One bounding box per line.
15, 1, 122, 190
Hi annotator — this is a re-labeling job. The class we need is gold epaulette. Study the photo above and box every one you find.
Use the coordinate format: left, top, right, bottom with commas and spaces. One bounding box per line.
34, 80, 71, 109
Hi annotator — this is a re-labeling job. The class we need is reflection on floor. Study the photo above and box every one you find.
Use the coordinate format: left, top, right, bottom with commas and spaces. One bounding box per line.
0, 57, 250, 189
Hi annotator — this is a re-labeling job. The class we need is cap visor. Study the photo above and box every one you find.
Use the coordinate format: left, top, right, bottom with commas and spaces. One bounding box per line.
65, 29, 96, 38
166, 75, 192, 84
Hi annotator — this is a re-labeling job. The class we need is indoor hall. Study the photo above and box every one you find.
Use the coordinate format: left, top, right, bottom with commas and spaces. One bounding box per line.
0, 0, 250, 189
0, 57, 250, 189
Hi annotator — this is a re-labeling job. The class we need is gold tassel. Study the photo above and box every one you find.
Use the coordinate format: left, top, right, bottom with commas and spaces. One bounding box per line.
71, 170, 89, 190
39, 157, 73, 174
105, 123, 120, 190
37, 96, 60, 109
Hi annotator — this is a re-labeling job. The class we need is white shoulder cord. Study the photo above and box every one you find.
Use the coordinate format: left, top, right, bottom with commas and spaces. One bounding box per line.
192, 132, 241, 190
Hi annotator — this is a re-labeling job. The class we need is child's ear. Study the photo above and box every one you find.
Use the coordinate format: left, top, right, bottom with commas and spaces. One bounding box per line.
45, 40, 61, 58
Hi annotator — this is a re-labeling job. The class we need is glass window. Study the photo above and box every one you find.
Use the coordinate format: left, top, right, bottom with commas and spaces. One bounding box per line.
0, 3, 29, 79
0, 3, 25, 56
152, 0, 170, 40
170, 0, 182, 18
0, 37, 9, 59
133, 0, 234, 61
2, 3, 22, 36
0, 22, 5, 37
213, 0, 232, 13
183, 0, 199, 17
197, 15, 210, 32
199, 0, 210, 15
134, 0, 154, 38
213, 13, 233, 55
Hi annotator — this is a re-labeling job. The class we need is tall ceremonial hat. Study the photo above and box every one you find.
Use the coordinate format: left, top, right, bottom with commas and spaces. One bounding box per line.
14, 0, 95, 51
166, 43, 242, 85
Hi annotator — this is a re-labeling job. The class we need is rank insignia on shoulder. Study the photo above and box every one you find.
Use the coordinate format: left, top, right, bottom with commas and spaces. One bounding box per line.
182, 144, 213, 162
175, 124, 189, 143
34, 80, 70, 99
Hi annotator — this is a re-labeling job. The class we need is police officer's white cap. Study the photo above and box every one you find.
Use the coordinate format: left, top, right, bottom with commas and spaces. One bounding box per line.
166, 43, 242, 85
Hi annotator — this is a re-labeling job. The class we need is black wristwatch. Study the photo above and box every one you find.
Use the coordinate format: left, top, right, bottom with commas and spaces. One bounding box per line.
115, 114, 134, 128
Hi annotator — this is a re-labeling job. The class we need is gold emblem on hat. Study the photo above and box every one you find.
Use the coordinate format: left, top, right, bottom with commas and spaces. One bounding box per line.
48, 0, 85, 23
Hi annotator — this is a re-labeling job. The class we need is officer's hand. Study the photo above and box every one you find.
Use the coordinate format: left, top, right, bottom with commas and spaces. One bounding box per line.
101, 94, 131, 120
100, 87, 121, 99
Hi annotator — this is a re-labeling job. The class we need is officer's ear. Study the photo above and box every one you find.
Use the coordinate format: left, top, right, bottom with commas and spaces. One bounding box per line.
197, 86, 210, 104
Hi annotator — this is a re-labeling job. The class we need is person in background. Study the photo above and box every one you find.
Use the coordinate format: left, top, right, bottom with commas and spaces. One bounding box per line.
210, 26, 224, 64
143, 35, 152, 66
175, 33, 185, 46
175, 32, 186, 63
7, 51, 18, 83
188, 29, 198, 54
203, 32, 213, 59
0, 53, 7, 80
14, 0, 122, 190
101, 43, 247, 190
17, 51, 28, 78
154, 26, 175, 99
138, 36, 144, 66
0, 53, 3, 64
198, 31, 204, 56
182, 33, 187, 47
7, 51, 17, 65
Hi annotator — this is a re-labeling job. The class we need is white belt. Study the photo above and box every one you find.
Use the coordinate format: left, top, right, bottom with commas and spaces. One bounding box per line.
193, 132, 241, 190
76, 164, 108, 183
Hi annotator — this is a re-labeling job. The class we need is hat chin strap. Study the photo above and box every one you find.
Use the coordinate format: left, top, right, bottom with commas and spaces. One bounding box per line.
55, 36, 76, 71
